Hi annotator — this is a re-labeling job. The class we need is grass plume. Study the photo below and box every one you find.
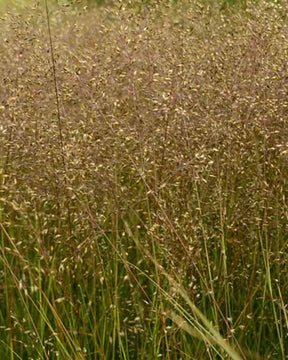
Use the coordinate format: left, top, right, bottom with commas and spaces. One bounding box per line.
0, 0, 287, 359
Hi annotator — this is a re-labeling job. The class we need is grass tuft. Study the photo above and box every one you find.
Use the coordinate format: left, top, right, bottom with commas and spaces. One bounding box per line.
0, 0, 287, 359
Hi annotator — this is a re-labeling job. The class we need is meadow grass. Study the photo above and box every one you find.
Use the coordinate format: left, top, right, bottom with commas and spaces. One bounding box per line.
0, 0, 287, 359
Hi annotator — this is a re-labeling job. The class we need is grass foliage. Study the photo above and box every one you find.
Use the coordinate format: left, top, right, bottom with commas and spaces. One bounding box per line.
0, 0, 288, 359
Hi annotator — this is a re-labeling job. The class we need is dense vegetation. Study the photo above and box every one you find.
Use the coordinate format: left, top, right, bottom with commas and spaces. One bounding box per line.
0, 0, 287, 359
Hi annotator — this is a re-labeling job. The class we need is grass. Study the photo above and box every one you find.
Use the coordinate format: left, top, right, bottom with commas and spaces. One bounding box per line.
0, 0, 288, 359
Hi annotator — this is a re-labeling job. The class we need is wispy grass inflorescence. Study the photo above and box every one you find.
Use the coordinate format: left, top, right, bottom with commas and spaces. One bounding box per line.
0, 0, 287, 359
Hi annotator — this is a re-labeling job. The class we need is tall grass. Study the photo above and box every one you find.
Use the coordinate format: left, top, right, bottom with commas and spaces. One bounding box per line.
0, 0, 287, 359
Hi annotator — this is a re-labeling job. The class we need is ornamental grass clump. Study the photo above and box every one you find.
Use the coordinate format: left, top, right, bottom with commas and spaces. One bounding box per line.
0, 1, 287, 359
